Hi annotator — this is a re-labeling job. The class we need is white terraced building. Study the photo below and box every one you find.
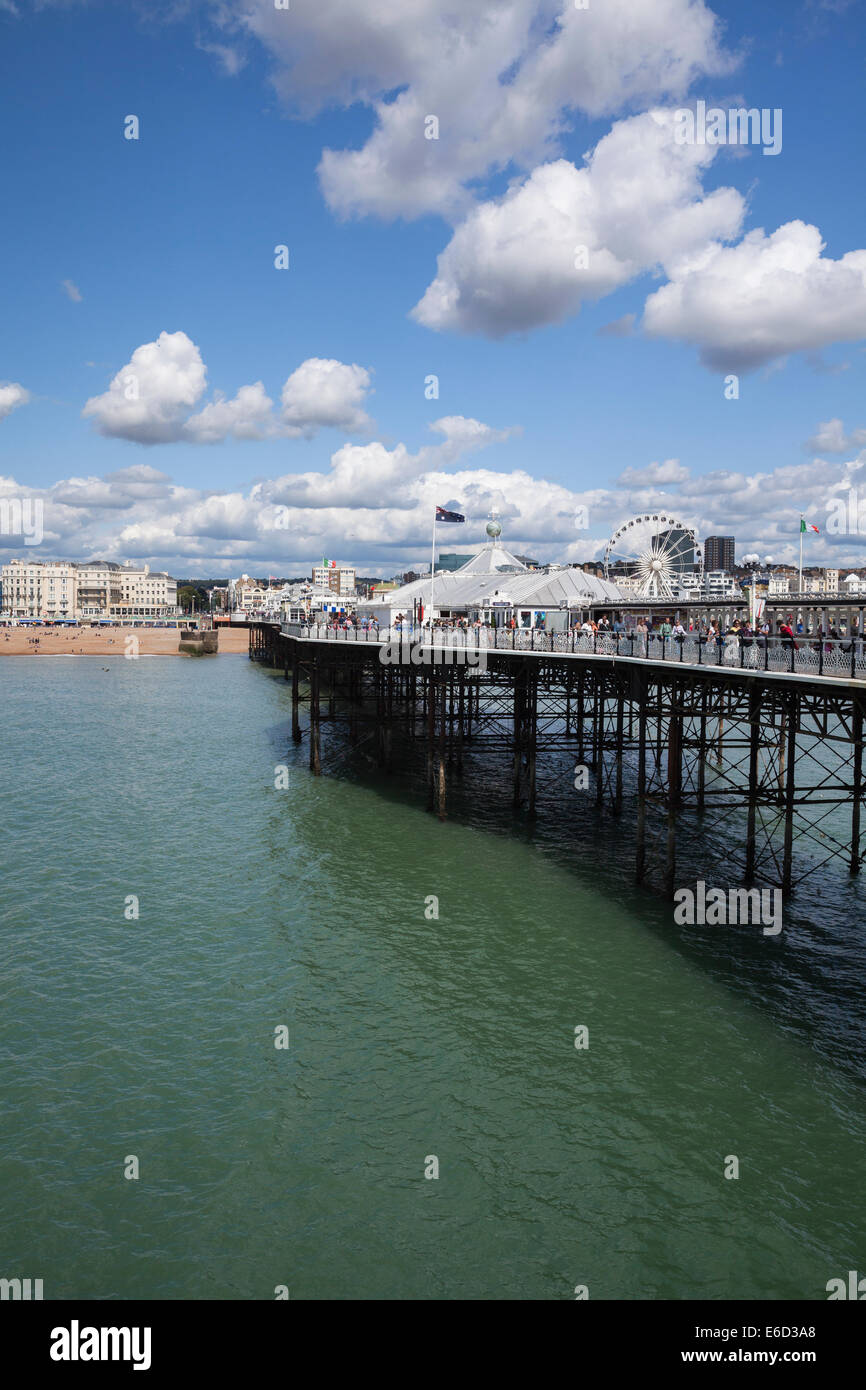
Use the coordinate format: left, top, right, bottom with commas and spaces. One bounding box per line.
355, 523, 625, 629
1, 559, 177, 621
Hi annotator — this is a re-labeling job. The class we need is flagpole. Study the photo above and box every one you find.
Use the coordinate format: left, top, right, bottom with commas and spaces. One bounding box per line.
429, 510, 436, 632
799, 512, 804, 595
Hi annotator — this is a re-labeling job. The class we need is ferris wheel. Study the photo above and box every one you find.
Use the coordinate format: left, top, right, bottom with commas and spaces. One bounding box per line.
603, 513, 703, 599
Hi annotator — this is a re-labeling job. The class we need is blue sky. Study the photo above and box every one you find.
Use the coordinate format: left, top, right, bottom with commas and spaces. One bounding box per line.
2, 0, 866, 574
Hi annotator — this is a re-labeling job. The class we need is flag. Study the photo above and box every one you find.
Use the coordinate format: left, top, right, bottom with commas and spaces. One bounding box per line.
436, 506, 465, 523
800, 519, 819, 534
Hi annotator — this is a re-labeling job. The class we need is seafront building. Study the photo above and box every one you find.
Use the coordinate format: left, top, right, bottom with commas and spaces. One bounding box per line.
227, 576, 288, 617
673, 570, 743, 600
311, 562, 356, 595
0, 559, 178, 622
757, 567, 841, 597
228, 568, 359, 622
704, 535, 736, 572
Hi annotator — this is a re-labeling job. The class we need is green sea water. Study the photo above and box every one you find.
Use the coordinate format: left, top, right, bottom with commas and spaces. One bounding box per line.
1, 654, 864, 1300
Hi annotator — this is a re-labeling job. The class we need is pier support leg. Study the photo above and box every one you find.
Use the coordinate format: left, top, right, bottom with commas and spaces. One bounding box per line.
615, 686, 624, 812
376, 667, 386, 769
697, 684, 707, 812
665, 689, 682, 898
851, 698, 863, 875
635, 675, 648, 884
782, 694, 797, 895
426, 671, 435, 812
436, 673, 447, 820
576, 670, 585, 764
592, 680, 603, 773
745, 687, 761, 882
528, 670, 537, 818
348, 666, 359, 744
513, 665, 526, 807
291, 648, 302, 744
595, 680, 605, 807
309, 659, 322, 776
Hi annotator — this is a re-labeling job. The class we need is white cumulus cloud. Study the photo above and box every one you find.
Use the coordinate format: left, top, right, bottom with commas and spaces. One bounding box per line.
230, 0, 732, 221
643, 221, 866, 371
82, 331, 208, 444
412, 110, 744, 336
280, 358, 373, 438
0, 382, 31, 421
807, 418, 866, 456
272, 416, 514, 510
618, 459, 691, 487
187, 3, 866, 372
8, 432, 866, 574
82, 334, 376, 445
185, 382, 277, 444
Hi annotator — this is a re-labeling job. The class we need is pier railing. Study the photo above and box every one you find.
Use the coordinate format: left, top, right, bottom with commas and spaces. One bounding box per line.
281, 623, 866, 681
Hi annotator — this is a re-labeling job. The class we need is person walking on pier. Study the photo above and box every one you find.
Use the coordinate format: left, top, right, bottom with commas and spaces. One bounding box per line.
741, 620, 757, 668
778, 617, 798, 655
724, 619, 742, 664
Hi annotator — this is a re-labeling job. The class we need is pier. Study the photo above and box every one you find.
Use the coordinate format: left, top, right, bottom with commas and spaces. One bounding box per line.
249, 622, 866, 899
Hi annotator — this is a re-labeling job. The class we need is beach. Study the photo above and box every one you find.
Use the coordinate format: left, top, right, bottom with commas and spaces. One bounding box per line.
0, 626, 250, 656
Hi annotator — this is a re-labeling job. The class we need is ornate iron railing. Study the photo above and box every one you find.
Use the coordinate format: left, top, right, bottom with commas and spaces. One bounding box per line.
281, 623, 866, 681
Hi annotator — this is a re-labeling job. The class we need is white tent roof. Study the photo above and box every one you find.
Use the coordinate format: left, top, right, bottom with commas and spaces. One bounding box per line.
369, 562, 624, 614
451, 541, 529, 575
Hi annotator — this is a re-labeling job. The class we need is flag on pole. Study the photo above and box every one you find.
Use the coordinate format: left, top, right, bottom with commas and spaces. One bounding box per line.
436, 506, 465, 523
800, 519, 820, 534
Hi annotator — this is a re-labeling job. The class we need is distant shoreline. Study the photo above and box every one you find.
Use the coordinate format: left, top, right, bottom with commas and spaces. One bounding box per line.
0, 628, 249, 657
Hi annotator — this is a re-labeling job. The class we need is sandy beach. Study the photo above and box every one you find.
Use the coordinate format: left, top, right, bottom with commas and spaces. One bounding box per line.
0, 626, 250, 656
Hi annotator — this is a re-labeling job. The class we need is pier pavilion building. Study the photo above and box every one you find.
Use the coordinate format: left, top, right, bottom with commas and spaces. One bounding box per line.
355, 522, 625, 628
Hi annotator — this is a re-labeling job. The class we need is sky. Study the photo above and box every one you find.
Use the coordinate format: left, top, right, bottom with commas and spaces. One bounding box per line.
2, 0, 866, 577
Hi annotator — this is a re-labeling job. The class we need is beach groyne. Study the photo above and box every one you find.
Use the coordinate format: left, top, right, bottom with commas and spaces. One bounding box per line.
179, 629, 219, 656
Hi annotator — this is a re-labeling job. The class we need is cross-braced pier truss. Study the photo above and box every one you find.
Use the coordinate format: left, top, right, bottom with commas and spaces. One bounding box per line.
249, 624, 866, 898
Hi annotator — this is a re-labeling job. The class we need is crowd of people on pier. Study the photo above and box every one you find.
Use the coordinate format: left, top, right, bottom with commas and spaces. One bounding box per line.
575, 614, 857, 651
320, 610, 858, 651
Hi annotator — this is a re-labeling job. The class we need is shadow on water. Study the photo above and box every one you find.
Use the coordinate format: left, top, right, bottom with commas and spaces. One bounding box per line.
257, 665, 866, 1087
